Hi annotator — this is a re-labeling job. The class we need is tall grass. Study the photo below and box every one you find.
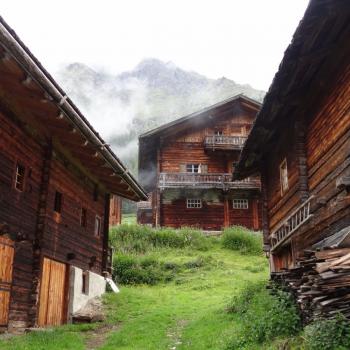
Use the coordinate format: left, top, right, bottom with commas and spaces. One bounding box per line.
222, 226, 262, 255
110, 224, 210, 254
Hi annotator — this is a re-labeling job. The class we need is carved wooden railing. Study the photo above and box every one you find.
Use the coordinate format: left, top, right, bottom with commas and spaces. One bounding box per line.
159, 173, 260, 190
270, 195, 315, 251
204, 135, 247, 150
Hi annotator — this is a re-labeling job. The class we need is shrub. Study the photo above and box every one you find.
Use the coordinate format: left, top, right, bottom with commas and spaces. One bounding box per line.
303, 315, 350, 350
222, 226, 262, 255
226, 282, 301, 349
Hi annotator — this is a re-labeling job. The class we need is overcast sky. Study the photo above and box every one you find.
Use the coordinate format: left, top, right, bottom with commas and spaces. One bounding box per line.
2, 0, 309, 91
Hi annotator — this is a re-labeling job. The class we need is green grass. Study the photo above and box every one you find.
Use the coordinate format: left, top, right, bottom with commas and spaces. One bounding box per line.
121, 213, 137, 225
0, 226, 275, 350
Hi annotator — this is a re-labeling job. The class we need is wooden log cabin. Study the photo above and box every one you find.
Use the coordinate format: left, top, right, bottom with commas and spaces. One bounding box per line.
138, 95, 262, 231
0, 17, 147, 332
234, 0, 350, 274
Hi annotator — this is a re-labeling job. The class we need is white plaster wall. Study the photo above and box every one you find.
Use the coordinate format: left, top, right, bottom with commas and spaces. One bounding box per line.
68, 266, 106, 317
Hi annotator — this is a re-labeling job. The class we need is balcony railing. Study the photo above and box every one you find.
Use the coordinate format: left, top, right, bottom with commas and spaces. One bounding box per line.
270, 195, 315, 251
159, 173, 260, 190
204, 135, 247, 151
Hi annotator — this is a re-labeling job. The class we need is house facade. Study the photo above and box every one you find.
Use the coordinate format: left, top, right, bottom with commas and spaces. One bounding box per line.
0, 17, 147, 332
138, 95, 262, 231
234, 0, 350, 272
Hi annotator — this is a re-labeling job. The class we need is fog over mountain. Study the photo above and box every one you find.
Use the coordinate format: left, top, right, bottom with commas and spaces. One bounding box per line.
56, 58, 265, 176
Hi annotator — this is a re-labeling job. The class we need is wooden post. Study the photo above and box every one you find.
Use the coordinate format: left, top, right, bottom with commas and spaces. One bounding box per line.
223, 196, 230, 228
261, 165, 270, 252
252, 199, 259, 231
29, 141, 52, 327
295, 117, 309, 202
102, 193, 111, 275
155, 147, 161, 227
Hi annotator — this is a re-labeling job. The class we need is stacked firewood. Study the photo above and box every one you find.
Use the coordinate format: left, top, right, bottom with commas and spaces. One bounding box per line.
271, 248, 350, 324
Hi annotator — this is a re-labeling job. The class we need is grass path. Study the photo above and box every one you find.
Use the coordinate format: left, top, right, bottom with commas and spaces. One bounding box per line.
0, 246, 268, 350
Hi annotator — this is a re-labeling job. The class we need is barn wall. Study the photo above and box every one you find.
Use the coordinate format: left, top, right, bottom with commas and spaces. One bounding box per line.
0, 109, 42, 330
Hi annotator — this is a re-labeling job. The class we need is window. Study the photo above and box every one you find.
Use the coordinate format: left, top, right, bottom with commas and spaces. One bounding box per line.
280, 159, 289, 195
15, 163, 25, 191
80, 208, 87, 227
93, 184, 99, 201
215, 130, 223, 136
233, 199, 249, 209
95, 216, 101, 236
82, 271, 89, 295
186, 164, 200, 173
187, 199, 202, 208
54, 191, 62, 213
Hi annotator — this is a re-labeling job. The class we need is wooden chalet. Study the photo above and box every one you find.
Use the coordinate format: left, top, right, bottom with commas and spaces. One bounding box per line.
234, 0, 350, 321
138, 95, 262, 231
0, 18, 147, 332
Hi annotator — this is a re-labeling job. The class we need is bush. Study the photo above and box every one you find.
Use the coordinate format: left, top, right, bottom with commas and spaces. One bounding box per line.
222, 226, 262, 255
303, 315, 350, 350
226, 282, 301, 349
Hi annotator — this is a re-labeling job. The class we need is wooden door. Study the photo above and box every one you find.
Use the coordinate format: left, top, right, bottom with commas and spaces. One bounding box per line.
38, 258, 68, 326
0, 236, 14, 326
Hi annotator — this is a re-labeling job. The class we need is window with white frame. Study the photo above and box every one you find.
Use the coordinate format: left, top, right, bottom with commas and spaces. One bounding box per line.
187, 199, 202, 208
233, 199, 249, 209
186, 164, 200, 173
215, 130, 223, 136
280, 158, 289, 195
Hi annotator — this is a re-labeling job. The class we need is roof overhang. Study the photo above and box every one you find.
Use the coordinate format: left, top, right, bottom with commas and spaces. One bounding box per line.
0, 16, 147, 201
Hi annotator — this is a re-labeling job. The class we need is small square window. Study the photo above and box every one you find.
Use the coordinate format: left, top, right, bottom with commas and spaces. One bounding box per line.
186, 164, 200, 173
215, 130, 223, 136
187, 199, 202, 208
54, 191, 62, 213
80, 208, 87, 227
15, 163, 26, 191
280, 159, 289, 195
95, 216, 101, 236
233, 199, 249, 209
82, 271, 89, 295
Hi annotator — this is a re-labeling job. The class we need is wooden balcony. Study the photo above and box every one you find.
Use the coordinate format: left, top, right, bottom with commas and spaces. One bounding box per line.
158, 173, 260, 190
204, 135, 247, 151
270, 195, 315, 252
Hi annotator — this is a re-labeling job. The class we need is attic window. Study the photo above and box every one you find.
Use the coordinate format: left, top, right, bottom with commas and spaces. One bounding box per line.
15, 163, 25, 191
280, 159, 289, 195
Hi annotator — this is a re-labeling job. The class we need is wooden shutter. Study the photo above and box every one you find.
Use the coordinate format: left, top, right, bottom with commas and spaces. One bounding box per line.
0, 236, 14, 326
179, 164, 186, 173
200, 164, 208, 173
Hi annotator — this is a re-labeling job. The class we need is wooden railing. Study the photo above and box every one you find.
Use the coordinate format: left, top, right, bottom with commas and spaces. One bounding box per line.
270, 195, 315, 251
159, 173, 260, 190
204, 135, 247, 150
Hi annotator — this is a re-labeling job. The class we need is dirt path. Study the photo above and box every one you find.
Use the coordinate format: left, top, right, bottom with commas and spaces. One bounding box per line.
85, 324, 120, 350
167, 320, 188, 350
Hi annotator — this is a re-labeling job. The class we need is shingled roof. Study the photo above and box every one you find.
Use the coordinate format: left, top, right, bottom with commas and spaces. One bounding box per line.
234, 0, 350, 180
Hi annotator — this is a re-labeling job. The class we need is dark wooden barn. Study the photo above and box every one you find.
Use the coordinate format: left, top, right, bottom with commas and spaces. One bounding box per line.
0, 17, 147, 332
234, 0, 350, 321
138, 95, 262, 231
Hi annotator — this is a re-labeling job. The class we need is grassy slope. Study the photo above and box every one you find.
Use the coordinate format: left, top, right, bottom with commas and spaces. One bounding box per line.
0, 241, 269, 350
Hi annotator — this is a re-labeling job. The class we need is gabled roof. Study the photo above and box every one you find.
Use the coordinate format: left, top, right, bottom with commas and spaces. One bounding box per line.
0, 16, 147, 201
140, 94, 261, 140
234, 0, 350, 179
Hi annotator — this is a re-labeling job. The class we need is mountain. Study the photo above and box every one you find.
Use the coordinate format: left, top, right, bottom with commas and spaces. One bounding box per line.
55, 58, 265, 177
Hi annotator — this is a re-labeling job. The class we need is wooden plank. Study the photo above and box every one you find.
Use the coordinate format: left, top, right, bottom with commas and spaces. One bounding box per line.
37, 258, 51, 326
